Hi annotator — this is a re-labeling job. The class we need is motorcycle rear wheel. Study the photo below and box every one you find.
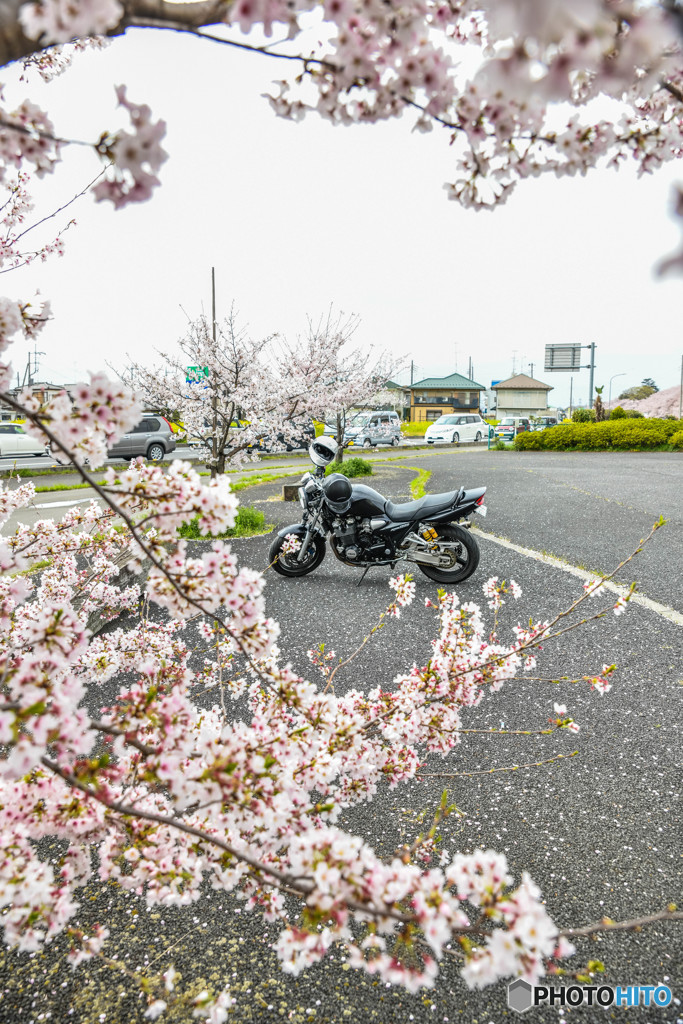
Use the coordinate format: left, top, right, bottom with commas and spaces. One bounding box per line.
269, 532, 326, 577
416, 523, 480, 584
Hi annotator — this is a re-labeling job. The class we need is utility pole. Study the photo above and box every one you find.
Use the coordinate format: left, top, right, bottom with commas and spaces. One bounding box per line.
211, 267, 218, 478
587, 342, 596, 407
410, 360, 414, 385
528, 362, 534, 378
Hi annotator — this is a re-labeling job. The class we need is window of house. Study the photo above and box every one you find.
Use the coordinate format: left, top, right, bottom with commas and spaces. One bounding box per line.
426, 410, 442, 421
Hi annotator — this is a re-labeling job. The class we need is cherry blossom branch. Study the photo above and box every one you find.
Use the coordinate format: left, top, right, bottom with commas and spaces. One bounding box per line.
417, 750, 579, 779
3, 166, 106, 251
41, 756, 421, 927
558, 908, 683, 939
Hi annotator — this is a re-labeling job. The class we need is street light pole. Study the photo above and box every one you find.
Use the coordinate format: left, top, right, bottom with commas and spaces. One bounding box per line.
608, 372, 626, 408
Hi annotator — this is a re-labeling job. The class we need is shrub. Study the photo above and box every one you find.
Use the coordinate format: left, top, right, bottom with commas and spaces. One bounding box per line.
325, 457, 373, 478
572, 408, 594, 423
624, 409, 644, 418
493, 438, 509, 450
179, 505, 266, 538
609, 406, 626, 419
513, 431, 544, 450
671, 430, 683, 450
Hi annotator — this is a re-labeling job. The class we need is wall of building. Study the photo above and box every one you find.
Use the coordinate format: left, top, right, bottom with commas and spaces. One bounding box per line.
409, 389, 482, 421
495, 389, 549, 419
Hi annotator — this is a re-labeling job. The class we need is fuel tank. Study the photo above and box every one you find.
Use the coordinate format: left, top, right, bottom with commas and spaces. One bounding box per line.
348, 483, 387, 518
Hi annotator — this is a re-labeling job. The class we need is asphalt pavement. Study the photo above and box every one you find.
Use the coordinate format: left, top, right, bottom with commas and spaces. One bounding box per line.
0, 451, 681, 1024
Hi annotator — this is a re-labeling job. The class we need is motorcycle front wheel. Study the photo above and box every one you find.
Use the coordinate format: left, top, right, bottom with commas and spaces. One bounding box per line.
269, 532, 326, 577
417, 523, 480, 584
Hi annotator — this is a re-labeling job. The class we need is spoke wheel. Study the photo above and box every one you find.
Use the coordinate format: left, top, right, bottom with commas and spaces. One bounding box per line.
416, 523, 480, 584
475, 431, 482, 442
452, 432, 460, 445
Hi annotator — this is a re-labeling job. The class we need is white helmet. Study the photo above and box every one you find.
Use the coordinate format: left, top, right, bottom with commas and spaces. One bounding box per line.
309, 436, 339, 467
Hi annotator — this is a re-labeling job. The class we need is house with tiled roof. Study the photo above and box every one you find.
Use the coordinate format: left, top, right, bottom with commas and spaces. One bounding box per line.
492, 373, 553, 419
408, 372, 485, 422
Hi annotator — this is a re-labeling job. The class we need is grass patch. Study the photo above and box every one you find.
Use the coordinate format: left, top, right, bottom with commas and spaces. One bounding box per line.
178, 505, 270, 539
325, 458, 373, 478
402, 422, 428, 437
34, 480, 107, 493
409, 467, 432, 499
231, 470, 302, 492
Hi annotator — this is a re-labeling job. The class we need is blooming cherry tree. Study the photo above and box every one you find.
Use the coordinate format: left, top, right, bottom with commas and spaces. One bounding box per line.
129, 307, 393, 475
0, 2, 680, 1017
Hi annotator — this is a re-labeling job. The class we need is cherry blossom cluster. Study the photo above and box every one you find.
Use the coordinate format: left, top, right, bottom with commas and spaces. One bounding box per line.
17, 370, 142, 467
92, 85, 168, 209
0, 91, 61, 184
388, 573, 416, 616
0, 293, 52, 356
19, 0, 123, 45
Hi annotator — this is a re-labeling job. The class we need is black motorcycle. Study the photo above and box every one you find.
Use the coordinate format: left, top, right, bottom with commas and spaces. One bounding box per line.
269, 442, 487, 584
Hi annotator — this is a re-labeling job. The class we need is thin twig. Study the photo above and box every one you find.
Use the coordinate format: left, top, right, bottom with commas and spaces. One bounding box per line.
417, 750, 578, 779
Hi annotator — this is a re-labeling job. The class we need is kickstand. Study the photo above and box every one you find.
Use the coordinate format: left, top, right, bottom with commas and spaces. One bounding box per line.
356, 566, 371, 587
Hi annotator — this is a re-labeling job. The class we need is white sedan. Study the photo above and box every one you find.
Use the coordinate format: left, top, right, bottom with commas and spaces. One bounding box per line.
0, 422, 48, 457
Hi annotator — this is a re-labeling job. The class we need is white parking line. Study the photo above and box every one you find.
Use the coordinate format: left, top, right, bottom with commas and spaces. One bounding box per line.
33, 497, 94, 510
472, 527, 683, 627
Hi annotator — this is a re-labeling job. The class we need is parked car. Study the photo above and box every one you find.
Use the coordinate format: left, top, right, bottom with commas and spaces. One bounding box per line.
108, 414, 176, 461
250, 420, 316, 453
186, 421, 245, 450
531, 416, 558, 431
0, 422, 49, 458
323, 411, 401, 448
494, 417, 531, 440
425, 413, 488, 446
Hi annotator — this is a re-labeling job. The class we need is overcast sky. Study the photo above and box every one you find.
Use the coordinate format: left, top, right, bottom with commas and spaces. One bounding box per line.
4, 23, 683, 410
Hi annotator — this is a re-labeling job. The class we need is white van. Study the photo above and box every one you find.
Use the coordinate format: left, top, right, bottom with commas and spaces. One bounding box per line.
324, 411, 402, 448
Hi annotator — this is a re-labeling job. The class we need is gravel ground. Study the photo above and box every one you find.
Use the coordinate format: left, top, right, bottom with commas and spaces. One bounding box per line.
1, 454, 681, 1024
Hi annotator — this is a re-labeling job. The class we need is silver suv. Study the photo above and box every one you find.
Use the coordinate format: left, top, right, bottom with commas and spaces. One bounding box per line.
108, 414, 177, 462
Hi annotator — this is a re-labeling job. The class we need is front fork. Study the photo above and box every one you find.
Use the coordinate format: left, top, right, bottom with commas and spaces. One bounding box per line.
296, 507, 323, 563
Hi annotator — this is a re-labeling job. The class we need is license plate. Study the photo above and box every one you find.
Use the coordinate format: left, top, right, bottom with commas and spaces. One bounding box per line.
476, 504, 487, 517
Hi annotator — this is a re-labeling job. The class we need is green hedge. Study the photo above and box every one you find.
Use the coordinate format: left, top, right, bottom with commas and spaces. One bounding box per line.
671, 430, 683, 451
514, 419, 683, 452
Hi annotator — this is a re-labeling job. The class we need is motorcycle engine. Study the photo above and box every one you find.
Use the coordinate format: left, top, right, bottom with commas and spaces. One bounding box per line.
332, 516, 393, 562
331, 516, 360, 559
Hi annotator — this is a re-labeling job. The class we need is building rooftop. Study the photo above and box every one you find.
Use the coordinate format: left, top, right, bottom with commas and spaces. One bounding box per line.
411, 372, 485, 390
493, 373, 553, 391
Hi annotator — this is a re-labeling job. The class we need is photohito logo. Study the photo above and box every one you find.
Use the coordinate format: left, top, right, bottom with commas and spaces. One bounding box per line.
507, 980, 673, 1014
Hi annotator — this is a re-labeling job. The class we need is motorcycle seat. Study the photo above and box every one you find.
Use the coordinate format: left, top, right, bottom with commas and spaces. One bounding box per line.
384, 489, 460, 524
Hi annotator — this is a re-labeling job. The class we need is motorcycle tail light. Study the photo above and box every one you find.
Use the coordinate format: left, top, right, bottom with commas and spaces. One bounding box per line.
422, 527, 437, 541
476, 494, 485, 506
